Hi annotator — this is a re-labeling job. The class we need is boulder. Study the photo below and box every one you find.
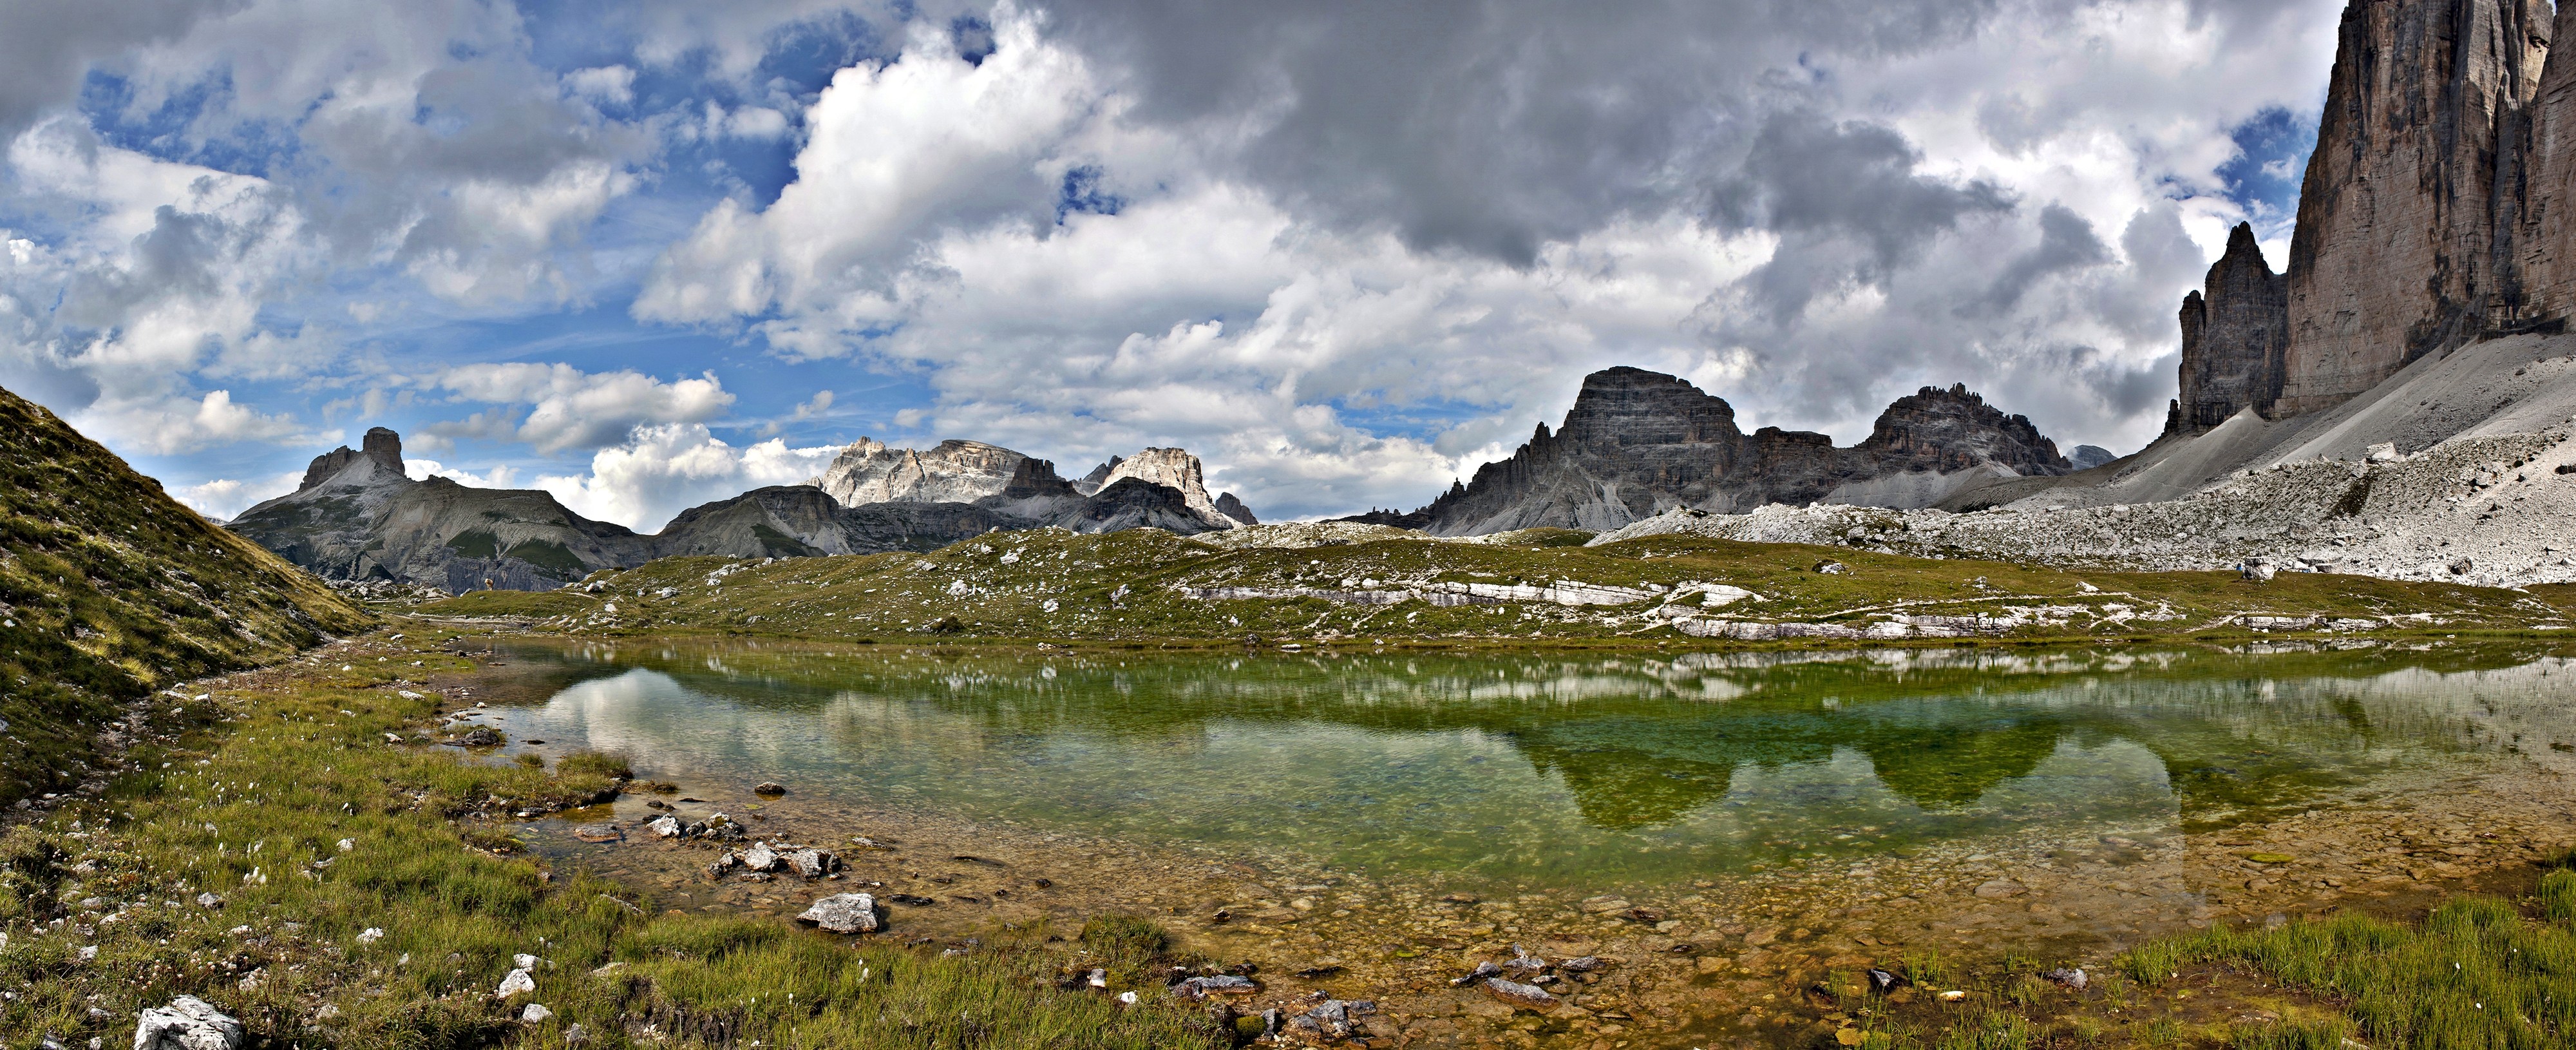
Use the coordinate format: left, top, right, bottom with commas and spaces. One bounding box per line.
1481, 978, 1555, 1009
797, 893, 881, 934
787, 848, 839, 879
739, 843, 779, 872
133, 996, 243, 1050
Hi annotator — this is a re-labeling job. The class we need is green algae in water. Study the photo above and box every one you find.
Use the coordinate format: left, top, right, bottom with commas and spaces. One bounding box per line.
486, 641, 2576, 888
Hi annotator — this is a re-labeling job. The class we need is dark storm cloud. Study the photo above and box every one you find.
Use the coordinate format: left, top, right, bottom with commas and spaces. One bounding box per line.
1709, 113, 2016, 321
1973, 204, 2111, 315
0, 0, 232, 145
1043, 0, 2018, 265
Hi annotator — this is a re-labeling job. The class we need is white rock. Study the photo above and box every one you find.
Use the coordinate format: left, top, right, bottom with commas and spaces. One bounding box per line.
520, 1003, 554, 1024
133, 995, 243, 1050
796, 893, 881, 934
496, 968, 536, 998
645, 816, 681, 838
513, 953, 539, 969
356, 928, 384, 944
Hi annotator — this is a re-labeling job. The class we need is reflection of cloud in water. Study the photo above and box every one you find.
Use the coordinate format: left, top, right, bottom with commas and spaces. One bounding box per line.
492, 642, 2576, 879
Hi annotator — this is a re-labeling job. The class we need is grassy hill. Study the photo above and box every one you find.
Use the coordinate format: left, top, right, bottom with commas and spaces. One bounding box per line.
0, 387, 370, 803
413, 524, 2575, 645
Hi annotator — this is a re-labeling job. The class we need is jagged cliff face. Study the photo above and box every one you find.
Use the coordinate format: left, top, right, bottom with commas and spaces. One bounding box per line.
815, 438, 1028, 506
1097, 447, 1227, 519
1394, 368, 2072, 536
2510, 2, 2576, 322
2277, 0, 2552, 414
2174, 224, 2289, 432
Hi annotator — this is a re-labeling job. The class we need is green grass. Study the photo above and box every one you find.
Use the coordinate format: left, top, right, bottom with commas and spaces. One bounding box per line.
0, 385, 370, 806
0, 630, 1226, 1049
380, 525, 2576, 648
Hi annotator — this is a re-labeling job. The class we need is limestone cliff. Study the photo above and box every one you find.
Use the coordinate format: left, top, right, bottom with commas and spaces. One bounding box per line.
2510, 2, 2576, 323
1367, 368, 2073, 537
2172, 224, 2289, 432
2277, 0, 2552, 414
815, 438, 1027, 506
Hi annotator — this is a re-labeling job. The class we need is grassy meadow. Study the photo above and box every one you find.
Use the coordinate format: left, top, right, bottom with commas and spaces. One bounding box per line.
410, 526, 2576, 647
0, 629, 1225, 1049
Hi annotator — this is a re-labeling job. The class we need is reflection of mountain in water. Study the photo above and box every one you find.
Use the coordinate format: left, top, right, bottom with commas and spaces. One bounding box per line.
1860, 720, 2064, 812
506, 641, 2576, 834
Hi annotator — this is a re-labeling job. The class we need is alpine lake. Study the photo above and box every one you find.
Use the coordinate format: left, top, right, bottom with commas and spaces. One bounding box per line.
446, 637, 2576, 1047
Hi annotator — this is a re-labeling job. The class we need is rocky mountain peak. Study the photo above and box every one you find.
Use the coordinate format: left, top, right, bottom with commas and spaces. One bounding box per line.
1857, 385, 2070, 475
816, 437, 1028, 507
297, 426, 412, 492
2171, 223, 2289, 434
1558, 365, 1742, 449
1099, 448, 1227, 520
1371, 367, 2076, 535
1073, 455, 1124, 496
1215, 492, 1259, 526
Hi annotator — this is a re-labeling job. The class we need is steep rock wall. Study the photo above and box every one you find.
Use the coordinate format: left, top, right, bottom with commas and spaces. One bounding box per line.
2278, 0, 2552, 415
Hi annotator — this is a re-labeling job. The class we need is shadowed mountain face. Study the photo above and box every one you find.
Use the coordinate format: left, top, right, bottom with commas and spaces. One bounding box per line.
1372, 368, 2072, 536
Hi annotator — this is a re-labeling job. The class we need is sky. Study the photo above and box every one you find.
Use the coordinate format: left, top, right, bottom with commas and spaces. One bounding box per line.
0, 0, 2341, 530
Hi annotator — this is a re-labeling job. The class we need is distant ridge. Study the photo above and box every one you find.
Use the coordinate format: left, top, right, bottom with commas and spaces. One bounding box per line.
230, 430, 1258, 591
1347, 367, 2075, 536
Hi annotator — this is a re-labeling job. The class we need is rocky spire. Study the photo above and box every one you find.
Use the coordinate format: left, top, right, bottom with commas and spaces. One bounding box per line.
2172, 224, 2289, 433
298, 426, 410, 491
2278, 0, 2552, 415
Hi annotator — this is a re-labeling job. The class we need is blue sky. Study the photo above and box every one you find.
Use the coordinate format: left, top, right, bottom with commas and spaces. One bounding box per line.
0, 0, 2346, 529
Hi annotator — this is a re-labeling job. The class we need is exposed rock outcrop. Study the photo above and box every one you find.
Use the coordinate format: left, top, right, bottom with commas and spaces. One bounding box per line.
232, 434, 649, 592
1361, 368, 2073, 536
1215, 492, 1259, 525
1072, 456, 1122, 495
810, 438, 1249, 531
2276, 0, 2552, 415
815, 438, 1027, 506
1097, 447, 1227, 520
2172, 224, 2289, 433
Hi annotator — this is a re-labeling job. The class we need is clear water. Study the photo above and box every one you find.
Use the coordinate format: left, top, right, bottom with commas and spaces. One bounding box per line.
480, 640, 2576, 890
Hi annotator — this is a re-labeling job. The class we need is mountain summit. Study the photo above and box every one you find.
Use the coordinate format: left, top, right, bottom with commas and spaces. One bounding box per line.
1363, 367, 2074, 536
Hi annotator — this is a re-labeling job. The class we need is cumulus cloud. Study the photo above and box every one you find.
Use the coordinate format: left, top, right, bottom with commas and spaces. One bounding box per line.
173, 470, 302, 521
537, 423, 840, 531
3, 0, 2354, 519
75, 390, 321, 456
428, 363, 734, 455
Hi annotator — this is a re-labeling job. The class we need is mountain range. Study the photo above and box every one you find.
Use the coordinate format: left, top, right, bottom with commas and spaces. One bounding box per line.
224, 0, 2576, 591
227, 429, 1257, 591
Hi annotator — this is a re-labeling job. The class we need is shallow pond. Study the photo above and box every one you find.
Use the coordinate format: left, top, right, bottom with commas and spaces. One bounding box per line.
473, 640, 2576, 894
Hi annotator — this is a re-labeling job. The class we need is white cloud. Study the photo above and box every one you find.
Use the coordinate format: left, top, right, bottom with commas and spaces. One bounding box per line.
637, 5, 1097, 327
173, 471, 302, 521
74, 390, 321, 456
430, 363, 734, 454
404, 457, 520, 490
565, 65, 638, 106
537, 423, 840, 531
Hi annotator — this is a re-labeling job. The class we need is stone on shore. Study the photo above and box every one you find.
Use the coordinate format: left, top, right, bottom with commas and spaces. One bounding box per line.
797, 893, 881, 934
